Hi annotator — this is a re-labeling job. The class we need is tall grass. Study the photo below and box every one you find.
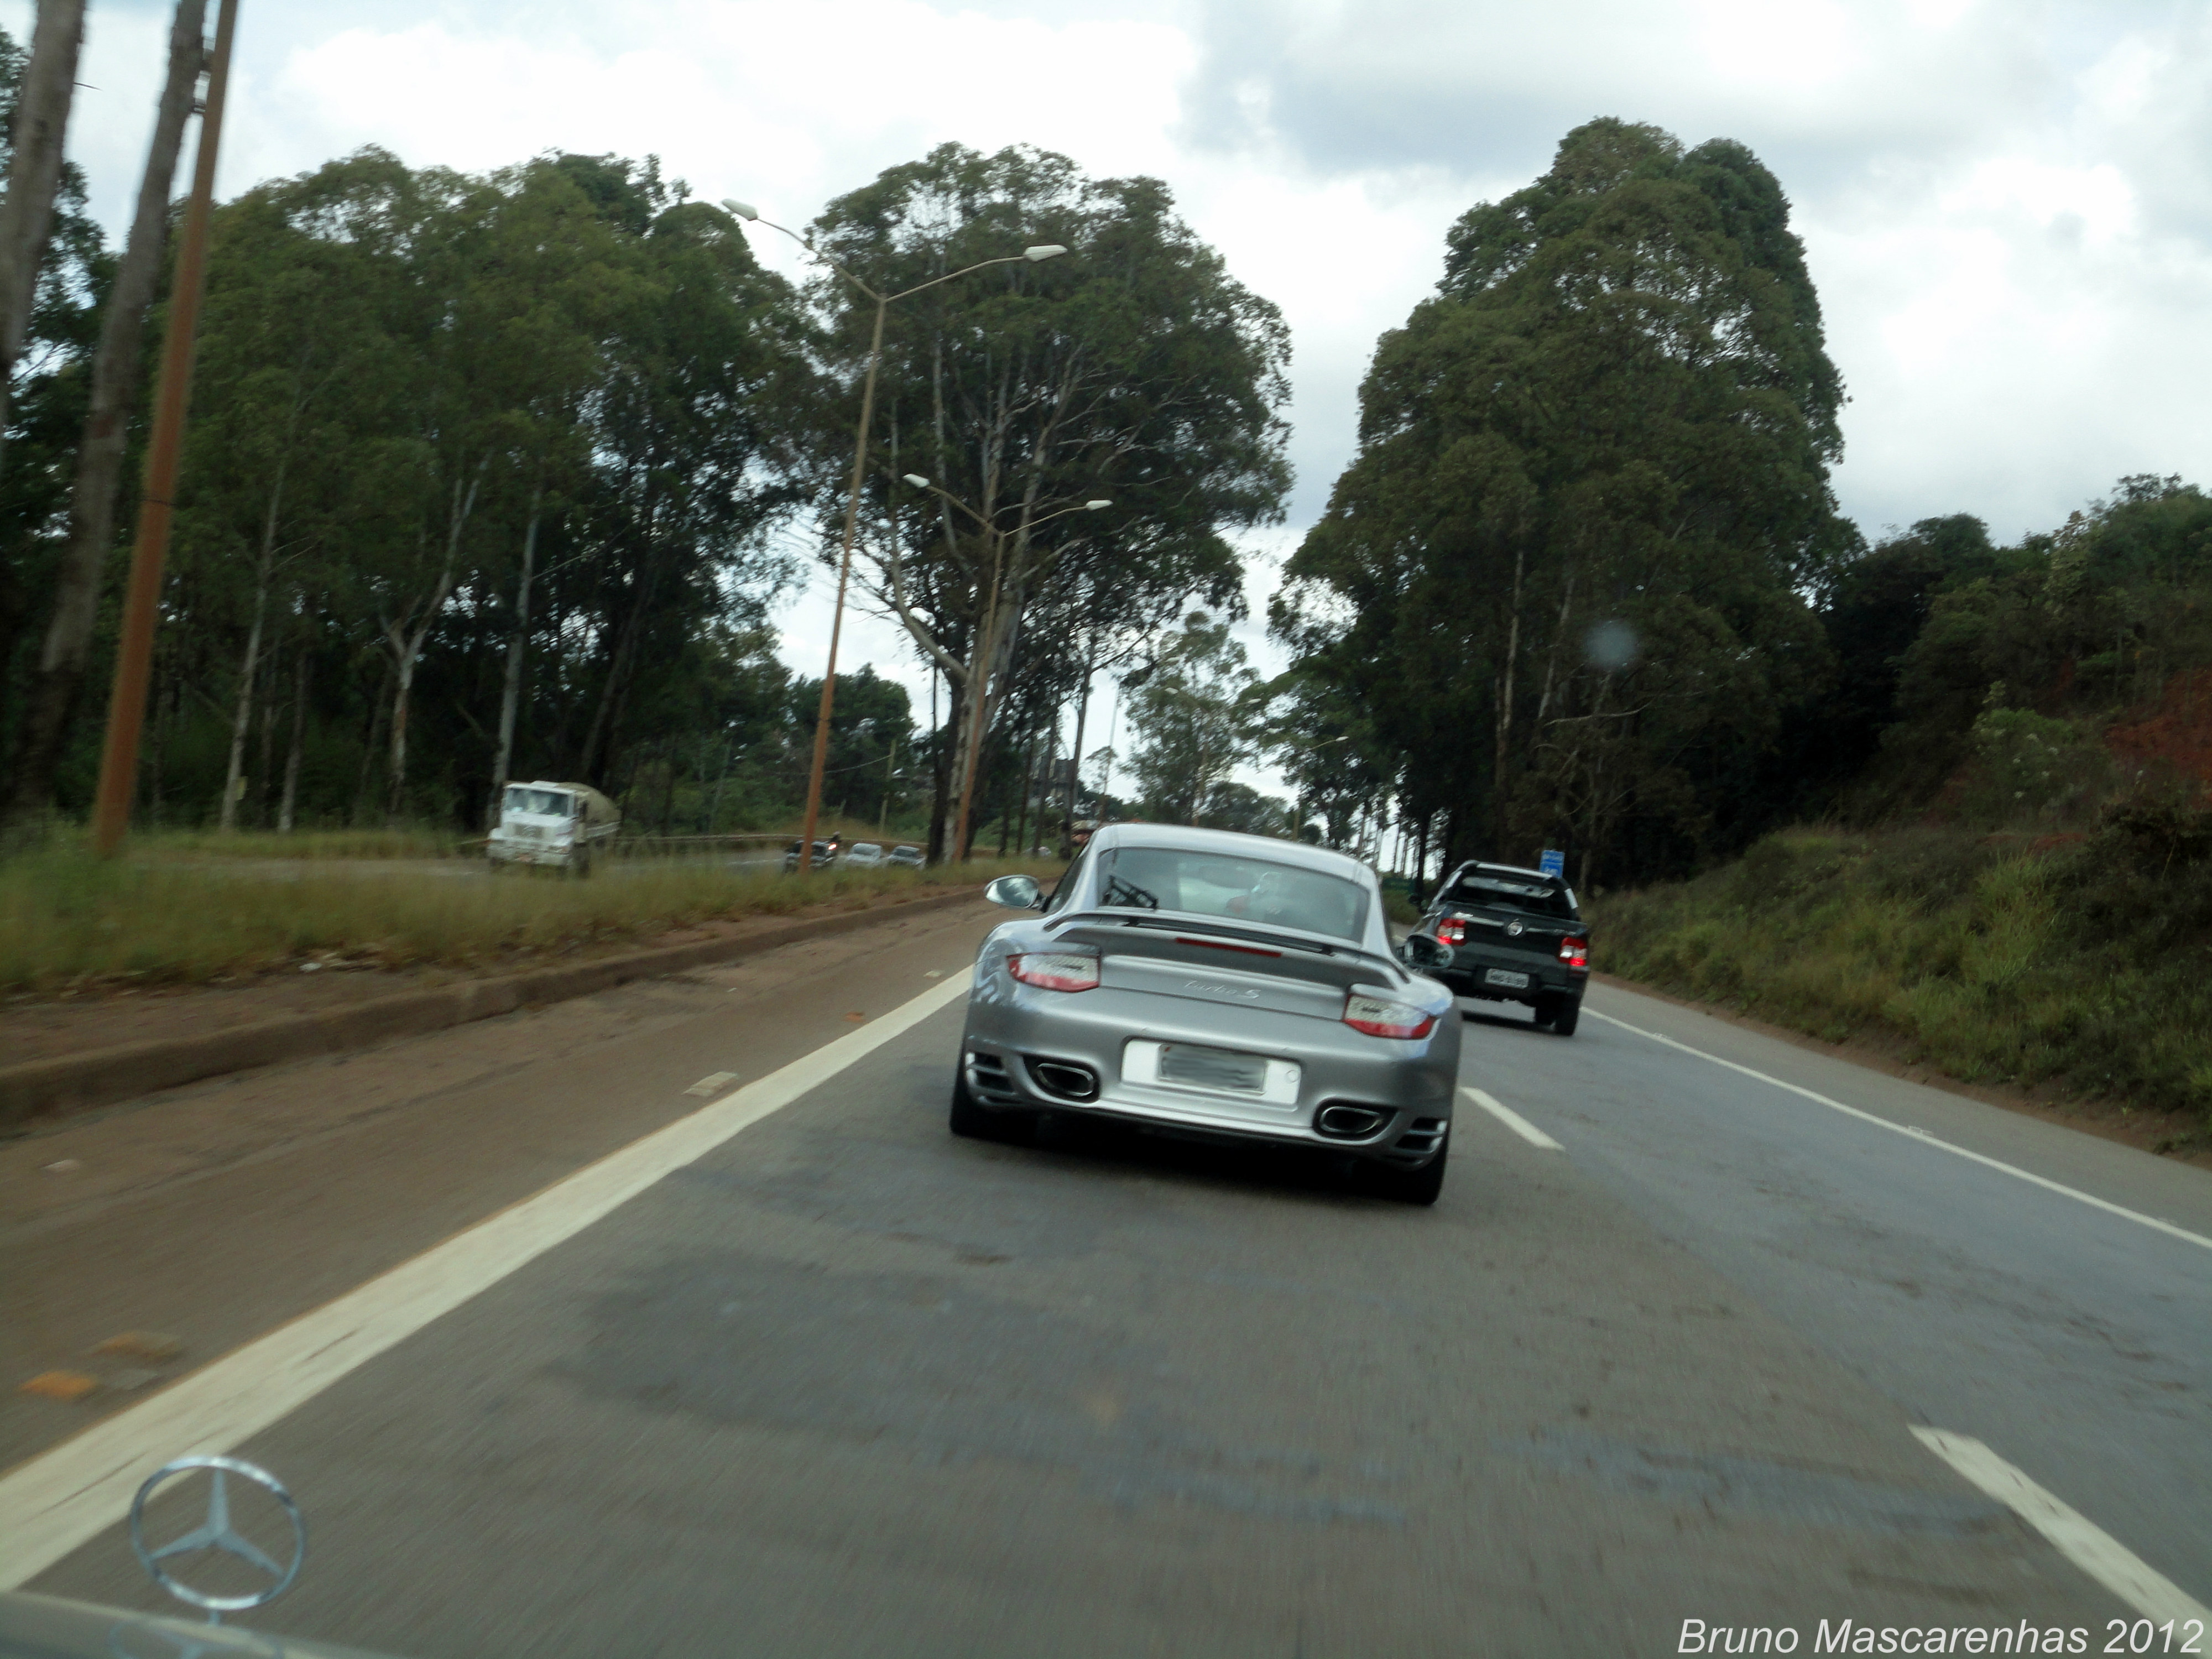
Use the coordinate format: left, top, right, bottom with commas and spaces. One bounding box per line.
137, 828, 473, 860
1590, 824, 2212, 1129
0, 851, 1061, 994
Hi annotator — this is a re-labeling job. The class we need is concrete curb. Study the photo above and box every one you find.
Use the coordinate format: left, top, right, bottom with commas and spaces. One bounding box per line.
1, 886, 988, 1129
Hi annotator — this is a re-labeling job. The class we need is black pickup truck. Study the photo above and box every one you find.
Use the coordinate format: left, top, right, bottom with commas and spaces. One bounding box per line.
1402, 860, 1590, 1035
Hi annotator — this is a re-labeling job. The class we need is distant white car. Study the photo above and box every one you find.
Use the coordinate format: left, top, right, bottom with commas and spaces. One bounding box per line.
887, 844, 925, 870
841, 842, 886, 869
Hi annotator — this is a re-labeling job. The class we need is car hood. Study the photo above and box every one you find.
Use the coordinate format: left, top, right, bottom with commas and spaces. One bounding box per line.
0, 1592, 408, 1659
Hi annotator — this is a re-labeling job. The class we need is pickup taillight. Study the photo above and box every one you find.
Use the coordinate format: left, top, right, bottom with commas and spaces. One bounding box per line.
1559, 936, 1588, 971
1437, 916, 1467, 945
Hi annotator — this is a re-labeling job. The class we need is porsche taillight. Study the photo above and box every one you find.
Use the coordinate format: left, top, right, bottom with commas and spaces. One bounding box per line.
1343, 991, 1437, 1039
1007, 951, 1100, 992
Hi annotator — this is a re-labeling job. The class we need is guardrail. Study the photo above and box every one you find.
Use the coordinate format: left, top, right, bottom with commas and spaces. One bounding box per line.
602, 833, 792, 857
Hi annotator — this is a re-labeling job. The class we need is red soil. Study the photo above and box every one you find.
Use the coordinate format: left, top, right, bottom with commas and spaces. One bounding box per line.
2104, 667, 2212, 794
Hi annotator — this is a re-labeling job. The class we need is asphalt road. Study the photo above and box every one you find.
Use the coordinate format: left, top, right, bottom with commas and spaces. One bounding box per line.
11, 941, 2210, 1657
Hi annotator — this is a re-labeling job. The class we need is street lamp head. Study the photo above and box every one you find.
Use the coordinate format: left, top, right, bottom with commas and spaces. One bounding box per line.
1085, 499, 1111, 510
1023, 244, 1068, 262
902, 473, 932, 488
720, 199, 760, 222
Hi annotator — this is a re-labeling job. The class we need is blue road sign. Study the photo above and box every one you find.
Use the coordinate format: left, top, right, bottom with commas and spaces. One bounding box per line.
1538, 848, 1565, 878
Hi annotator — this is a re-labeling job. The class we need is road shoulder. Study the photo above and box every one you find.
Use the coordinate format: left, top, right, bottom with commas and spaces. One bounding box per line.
1588, 969, 2211, 1168
1, 898, 999, 1475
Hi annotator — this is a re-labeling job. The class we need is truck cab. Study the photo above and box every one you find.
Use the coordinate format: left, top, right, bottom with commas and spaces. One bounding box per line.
487, 781, 619, 875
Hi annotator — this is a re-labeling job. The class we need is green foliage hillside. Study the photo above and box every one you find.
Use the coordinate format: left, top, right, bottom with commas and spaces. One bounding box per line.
1592, 475, 2212, 1135
1594, 813, 2212, 1138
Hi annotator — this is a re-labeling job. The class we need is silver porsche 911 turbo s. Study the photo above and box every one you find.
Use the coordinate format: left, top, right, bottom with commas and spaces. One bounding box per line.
952, 824, 1462, 1203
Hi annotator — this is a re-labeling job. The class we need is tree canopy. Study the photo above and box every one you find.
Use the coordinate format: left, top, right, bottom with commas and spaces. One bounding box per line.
1275, 118, 1853, 882
800, 142, 1291, 854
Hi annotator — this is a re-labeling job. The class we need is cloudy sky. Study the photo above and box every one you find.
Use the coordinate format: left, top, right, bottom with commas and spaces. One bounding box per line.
26, 0, 2212, 796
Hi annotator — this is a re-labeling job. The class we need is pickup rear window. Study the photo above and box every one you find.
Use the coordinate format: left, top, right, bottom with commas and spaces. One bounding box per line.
1443, 874, 1577, 919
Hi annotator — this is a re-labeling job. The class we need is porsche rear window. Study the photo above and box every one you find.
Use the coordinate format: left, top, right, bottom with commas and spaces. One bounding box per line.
1097, 848, 1368, 940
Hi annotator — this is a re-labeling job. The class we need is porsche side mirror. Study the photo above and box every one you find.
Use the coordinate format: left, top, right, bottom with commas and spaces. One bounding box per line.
1402, 933, 1448, 968
984, 874, 1043, 910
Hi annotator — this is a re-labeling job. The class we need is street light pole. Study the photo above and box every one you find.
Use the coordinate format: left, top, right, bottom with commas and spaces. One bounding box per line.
899, 475, 1109, 861
798, 289, 886, 875
722, 200, 1064, 874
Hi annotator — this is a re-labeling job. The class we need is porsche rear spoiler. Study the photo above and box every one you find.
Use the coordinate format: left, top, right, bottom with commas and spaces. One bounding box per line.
1043, 908, 1411, 983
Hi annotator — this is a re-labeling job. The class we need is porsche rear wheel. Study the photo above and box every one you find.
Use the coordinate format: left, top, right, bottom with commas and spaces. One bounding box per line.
949, 1068, 993, 1138
1372, 1134, 1448, 1206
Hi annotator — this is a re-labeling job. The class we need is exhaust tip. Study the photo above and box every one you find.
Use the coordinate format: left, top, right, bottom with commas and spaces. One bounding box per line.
1027, 1059, 1099, 1102
1316, 1103, 1388, 1140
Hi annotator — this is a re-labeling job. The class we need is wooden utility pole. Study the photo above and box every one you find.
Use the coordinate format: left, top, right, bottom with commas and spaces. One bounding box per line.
6, 0, 204, 830
88, 0, 239, 855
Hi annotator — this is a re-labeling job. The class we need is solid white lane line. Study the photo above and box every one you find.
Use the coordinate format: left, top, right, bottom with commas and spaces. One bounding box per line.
1584, 1008, 2212, 1254
1460, 1087, 1563, 1151
1911, 1428, 2210, 1623
0, 973, 972, 1591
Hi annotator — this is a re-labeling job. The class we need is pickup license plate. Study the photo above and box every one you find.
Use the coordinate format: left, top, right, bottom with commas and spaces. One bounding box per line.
1483, 968, 1531, 989
1157, 1044, 1265, 1094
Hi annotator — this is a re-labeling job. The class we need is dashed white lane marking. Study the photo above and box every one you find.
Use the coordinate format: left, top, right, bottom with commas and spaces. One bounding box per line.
684, 1071, 738, 1097
0, 973, 973, 1591
1911, 1428, 2210, 1623
1459, 1086, 1563, 1151
1584, 1008, 2212, 1254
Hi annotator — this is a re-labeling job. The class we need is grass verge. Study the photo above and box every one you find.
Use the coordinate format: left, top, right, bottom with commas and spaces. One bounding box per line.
1588, 820, 2212, 1141
0, 851, 1062, 994
130, 827, 474, 860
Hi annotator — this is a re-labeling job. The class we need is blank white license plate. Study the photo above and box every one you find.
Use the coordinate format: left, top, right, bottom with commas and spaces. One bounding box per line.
1483, 968, 1531, 989
1123, 1040, 1302, 1105
1159, 1044, 1265, 1093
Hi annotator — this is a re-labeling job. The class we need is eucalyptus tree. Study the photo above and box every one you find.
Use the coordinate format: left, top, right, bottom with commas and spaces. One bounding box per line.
803, 142, 1288, 857
563, 180, 809, 792
23, 144, 813, 832
1278, 118, 1848, 881
6, 0, 202, 830
0, 0, 85, 468
1125, 609, 1259, 826
0, 18, 107, 801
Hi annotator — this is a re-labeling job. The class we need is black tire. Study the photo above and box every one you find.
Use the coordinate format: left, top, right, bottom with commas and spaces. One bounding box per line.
568, 848, 593, 880
1553, 996, 1582, 1037
950, 1066, 1037, 1141
949, 1066, 993, 1138
1373, 1134, 1448, 1206
1531, 994, 1559, 1029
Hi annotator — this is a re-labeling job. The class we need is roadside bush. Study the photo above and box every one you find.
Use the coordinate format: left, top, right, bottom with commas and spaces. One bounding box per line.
1961, 707, 2110, 827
